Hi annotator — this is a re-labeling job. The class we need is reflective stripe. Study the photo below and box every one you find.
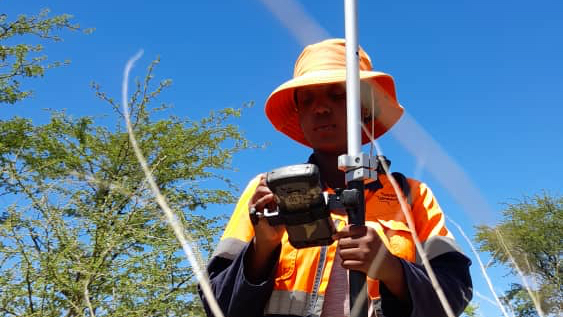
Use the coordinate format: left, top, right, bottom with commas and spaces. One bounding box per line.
416, 235, 463, 265
369, 298, 385, 317
215, 172, 454, 315
265, 289, 325, 317
265, 244, 328, 317
212, 237, 248, 260
307, 245, 328, 316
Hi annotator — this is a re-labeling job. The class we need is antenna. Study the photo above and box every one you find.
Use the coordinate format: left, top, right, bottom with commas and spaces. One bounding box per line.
338, 1, 371, 316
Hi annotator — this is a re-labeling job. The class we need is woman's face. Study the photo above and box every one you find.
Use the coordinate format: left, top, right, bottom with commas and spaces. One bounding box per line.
295, 83, 349, 154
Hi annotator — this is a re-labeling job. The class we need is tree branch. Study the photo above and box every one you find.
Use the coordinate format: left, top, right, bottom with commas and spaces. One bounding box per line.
84, 280, 96, 317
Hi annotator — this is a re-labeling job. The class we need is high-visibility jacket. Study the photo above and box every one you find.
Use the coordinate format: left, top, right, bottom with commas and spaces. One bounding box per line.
206, 172, 471, 317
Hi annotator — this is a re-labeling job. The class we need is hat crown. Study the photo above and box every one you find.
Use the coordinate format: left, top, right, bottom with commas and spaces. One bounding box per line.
293, 39, 373, 78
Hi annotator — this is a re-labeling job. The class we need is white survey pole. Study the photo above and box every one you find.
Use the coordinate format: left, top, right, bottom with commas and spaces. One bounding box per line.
344, 0, 362, 156
343, 2, 368, 317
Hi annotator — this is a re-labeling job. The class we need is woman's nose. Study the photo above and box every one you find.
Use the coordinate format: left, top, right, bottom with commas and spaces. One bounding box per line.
311, 98, 331, 115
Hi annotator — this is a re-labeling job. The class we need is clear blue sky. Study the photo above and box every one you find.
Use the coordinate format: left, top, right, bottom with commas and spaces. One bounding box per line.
3, 1, 562, 316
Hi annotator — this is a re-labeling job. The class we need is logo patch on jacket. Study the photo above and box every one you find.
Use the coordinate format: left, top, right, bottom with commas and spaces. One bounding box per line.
375, 192, 398, 204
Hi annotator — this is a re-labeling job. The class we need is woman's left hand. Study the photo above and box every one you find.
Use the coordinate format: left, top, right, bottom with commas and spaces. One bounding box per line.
332, 225, 400, 281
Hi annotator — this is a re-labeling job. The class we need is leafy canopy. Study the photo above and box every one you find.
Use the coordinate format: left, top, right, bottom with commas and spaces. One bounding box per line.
0, 58, 255, 316
475, 193, 562, 317
0, 8, 91, 104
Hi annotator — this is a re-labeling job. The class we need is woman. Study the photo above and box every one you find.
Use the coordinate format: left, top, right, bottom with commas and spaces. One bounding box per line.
201, 39, 472, 317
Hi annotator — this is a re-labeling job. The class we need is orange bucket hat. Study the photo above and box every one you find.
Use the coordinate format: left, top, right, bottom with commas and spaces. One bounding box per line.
265, 38, 404, 147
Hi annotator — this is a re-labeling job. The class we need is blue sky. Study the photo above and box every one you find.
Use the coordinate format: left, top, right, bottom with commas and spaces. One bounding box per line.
3, 1, 562, 316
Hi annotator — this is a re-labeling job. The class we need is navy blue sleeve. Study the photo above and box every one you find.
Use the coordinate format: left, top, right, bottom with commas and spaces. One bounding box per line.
380, 252, 473, 317
199, 242, 281, 317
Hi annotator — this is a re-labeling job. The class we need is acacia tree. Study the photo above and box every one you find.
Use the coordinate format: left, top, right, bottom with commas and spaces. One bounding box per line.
475, 193, 562, 317
0, 8, 89, 104
0, 59, 254, 316
462, 302, 478, 317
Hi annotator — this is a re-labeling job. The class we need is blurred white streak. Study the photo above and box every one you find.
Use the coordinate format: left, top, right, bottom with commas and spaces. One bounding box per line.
448, 217, 511, 317
121, 52, 225, 317
483, 291, 516, 317
485, 257, 495, 268
475, 291, 502, 308
258, 0, 330, 46
413, 156, 426, 180
361, 127, 456, 317
391, 112, 494, 223
496, 230, 545, 317
383, 161, 456, 317
475, 290, 516, 317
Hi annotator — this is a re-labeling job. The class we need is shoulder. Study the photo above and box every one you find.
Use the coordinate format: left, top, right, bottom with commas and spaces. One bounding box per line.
373, 172, 434, 202
376, 173, 444, 218
395, 173, 438, 204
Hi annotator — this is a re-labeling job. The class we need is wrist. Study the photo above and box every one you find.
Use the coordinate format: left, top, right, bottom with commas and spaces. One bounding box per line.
378, 254, 409, 301
244, 238, 280, 283
254, 235, 281, 255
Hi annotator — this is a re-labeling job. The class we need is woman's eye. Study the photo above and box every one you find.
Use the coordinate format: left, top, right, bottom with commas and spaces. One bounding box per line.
330, 93, 346, 100
298, 99, 311, 107
297, 94, 313, 107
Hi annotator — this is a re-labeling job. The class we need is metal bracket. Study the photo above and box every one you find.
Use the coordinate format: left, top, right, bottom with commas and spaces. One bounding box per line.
249, 207, 280, 225
337, 152, 378, 183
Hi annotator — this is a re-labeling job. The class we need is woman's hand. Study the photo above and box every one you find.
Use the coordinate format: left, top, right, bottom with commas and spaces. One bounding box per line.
245, 174, 285, 282
248, 174, 286, 251
332, 225, 408, 300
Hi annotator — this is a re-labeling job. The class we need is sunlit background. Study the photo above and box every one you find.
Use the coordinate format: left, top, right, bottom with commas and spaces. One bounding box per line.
2, 1, 562, 316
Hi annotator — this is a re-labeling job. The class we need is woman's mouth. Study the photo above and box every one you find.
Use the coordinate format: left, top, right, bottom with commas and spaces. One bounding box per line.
314, 124, 336, 132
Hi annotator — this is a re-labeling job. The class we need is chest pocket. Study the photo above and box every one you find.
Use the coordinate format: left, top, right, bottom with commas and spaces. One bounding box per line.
275, 235, 298, 280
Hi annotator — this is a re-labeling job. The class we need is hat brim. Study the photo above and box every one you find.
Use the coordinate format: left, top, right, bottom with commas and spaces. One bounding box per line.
265, 69, 404, 148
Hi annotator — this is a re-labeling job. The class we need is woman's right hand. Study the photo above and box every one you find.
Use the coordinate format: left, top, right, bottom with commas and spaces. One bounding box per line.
248, 174, 286, 252
245, 174, 286, 282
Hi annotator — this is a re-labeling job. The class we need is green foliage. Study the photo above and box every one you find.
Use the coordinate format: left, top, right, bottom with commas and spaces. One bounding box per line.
0, 8, 91, 104
475, 193, 562, 317
0, 59, 254, 316
462, 302, 478, 317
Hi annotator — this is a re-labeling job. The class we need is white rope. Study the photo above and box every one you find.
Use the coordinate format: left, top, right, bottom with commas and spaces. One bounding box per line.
121, 51, 224, 317
495, 229, 545, 317
448, 217, 511, 317
362, 124, 456, 317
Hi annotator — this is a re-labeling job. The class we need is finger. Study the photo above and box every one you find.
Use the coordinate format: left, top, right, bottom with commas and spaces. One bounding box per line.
339, 248, 364, 261
337, 236, 359, 249
250, 185, 273, 206
332, 224, 367, 240
252, 190, 273, 206
340, 260, 366, 272
253, 193, 275, 210
252, 174, 269, 196
255, 183, 273, 196
258, 173, 267, 185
